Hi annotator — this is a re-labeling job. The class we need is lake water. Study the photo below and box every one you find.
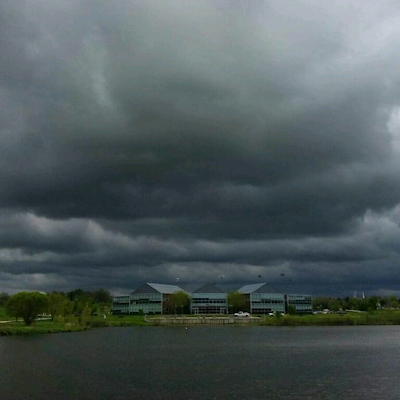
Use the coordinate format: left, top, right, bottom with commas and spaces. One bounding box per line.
1, 326, 400, 399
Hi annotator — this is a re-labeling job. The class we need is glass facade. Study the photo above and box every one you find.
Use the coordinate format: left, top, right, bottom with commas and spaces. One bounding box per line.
192, 306, 227, 314
129, 293, 163, 314
191, 293, 228, 314
250, 293, 285, 314
191, 298, 226, 304
112, 296, 130, 314
286, 294, 313, 313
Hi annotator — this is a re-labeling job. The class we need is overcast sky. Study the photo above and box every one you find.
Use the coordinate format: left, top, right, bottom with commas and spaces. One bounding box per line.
2, 0, 400, 296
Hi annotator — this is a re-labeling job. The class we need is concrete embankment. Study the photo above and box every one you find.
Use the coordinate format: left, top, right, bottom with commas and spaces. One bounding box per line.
145, 316, 261, 325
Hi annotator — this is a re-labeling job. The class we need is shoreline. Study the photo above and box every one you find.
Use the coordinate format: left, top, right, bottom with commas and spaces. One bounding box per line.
3, 311, 400, 336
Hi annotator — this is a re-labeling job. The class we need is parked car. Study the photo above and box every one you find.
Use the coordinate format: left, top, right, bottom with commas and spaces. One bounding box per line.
234, 311, 251, 317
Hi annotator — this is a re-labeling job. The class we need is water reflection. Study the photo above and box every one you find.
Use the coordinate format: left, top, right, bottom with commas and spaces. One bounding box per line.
1, 326, 400, 400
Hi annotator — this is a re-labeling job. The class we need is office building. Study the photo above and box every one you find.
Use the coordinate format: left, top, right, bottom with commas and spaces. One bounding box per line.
238, 283, 285, 314
191, 283, 228, 314
129, 283, 185, 314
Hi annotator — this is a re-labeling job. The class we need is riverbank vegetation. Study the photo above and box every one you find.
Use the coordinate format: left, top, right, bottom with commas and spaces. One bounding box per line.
313, 296, 398, 312
0, 288, 121, 336
2, 289, 113, 322
4, 308, 400, 335
260, 310, 400, 326
0, 311, 147, 336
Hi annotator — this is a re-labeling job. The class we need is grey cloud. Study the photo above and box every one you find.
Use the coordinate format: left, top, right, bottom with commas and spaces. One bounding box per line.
1, 207, 400, 294
1, 0, 400, 294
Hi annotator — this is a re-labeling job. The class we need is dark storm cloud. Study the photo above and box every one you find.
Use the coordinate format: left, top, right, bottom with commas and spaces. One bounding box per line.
2, 207, 400, 295
1, 0, 400, 294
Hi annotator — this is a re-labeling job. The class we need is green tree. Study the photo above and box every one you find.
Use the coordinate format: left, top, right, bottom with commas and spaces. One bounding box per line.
0, 292, 10, 306
330, 299, 341, 312
63, 302, 74, 317
170, 291, 190, 314
348, 297, 360, 310
6, 292, 49, 326
47, 292, 70, 320
313, 297, 329, 311
93, 288, 112, 305
368, 296, 378, 311
227, 291, 246, 313
98, 304, 111, 318
72, 298, 89, 315
67, 289, 90, 302
358, 299, 369, 312
92, 289, 112, 318
387, 296, 399, 309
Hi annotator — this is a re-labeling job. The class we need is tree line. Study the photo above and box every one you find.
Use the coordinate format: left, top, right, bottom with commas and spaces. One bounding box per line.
0, 289, 112, 326
313, 296, 400, 312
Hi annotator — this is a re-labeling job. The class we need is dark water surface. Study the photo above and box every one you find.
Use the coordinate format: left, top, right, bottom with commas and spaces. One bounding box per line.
1, 326, 400, 399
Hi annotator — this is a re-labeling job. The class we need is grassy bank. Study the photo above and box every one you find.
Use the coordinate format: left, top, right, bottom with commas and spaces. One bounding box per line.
259, 311, 400, 326
3, 309, 400, 336
0, 311, 147, 336
0, 321, 90, 336
86, 314, 148, 327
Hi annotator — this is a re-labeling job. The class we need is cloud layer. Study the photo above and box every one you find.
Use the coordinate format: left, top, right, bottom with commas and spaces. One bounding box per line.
1, 0, 400, 296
